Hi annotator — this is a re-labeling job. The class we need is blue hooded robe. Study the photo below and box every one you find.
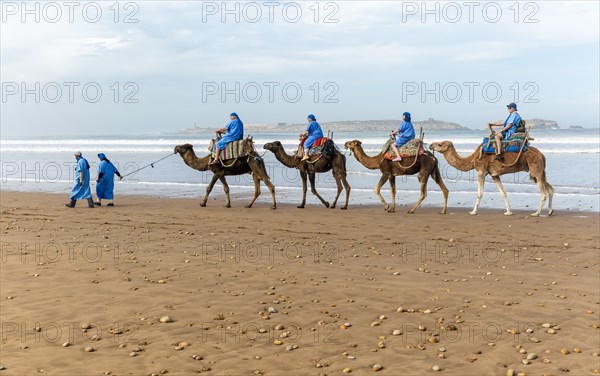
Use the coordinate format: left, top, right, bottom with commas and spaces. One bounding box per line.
96, 154, 119, 200
70, 157, 92, 200
304, 119, 324, 149
217, 116, 244, 150
396, 112, 416, 147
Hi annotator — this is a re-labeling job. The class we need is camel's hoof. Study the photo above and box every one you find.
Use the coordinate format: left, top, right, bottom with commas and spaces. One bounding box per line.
387, 209, 395, 213
548, 209, 554, 216
468, 211, 477, 216
225, 205, 231, 208
270, 205, 277, 210
199, 203, 207, 207
340, 206, 347, 210
324, 202, 330, 208
530, 212, 540, 217
407, 210, 415, 214
504, 212, 513, 216
329, 205, 336, 209
439, 210, 447, 215
244, 205, 252, 209
297, 205, 305, 209
383, 205, 389, 211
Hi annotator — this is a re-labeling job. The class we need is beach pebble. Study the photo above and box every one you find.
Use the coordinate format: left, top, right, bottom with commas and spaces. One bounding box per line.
506, 369, 515, 376
62, 341, 71, 347
560, 348, 570, 355
438, 347, 446, 352
84, 347, 95, 352
392, 330, 401, 336
273, 340, 282, 345
372, 364, 383, 372
129, 352, 137, 357
159, 316, 173, 323
342, 368, 352, 373
81, 323, 92, 329
522, 359, 530, 365
573, 348, 582, 353
432, 365, 441, 371
267, 307, 277, 313
526, 353, 537, 360
0, 366, 6, 370
379, 315, 386, 320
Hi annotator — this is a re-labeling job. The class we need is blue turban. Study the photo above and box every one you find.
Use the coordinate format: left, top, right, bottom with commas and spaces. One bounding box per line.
97, 153, 106, 160
307, 114, 316, 121
402, 112, 411, 122
230, 112, 238, 118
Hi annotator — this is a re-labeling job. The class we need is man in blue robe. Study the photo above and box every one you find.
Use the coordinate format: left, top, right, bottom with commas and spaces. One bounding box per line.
95, 153, 122, 206
301, 114, 324, 161
210, 112, 244, 164
488, 103, 522, 160
66, 151, 94, 208
389, 112, 416, 162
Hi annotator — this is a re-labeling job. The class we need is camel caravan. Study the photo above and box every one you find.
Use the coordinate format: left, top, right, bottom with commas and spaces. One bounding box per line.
172, 106, 554, 216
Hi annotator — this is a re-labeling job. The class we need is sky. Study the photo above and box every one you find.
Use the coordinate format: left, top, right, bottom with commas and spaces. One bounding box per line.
1, 0, 599, 137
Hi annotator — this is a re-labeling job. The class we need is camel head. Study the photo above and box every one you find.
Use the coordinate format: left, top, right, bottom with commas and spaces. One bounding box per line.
263, 141, 283, 152
344, 140, 362, 150
429, 141, 453, 153
174, 143, 194, 156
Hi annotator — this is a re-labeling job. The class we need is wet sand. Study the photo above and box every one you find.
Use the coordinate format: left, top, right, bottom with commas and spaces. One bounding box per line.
1, 191, 599, 375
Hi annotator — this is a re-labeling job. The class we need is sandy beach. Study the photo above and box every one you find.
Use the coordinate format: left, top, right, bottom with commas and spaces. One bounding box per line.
1, 191, 599, 376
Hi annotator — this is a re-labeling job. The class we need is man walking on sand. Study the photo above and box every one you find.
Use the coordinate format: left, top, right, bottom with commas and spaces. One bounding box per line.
65, 151, 94, 208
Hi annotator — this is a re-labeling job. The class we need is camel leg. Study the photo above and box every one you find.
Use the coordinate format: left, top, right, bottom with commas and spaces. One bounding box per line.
408, 172, 428, 214
218, 175, 231, 208
531, 177, 552, 217
309, 173, 330, 208
262, 176, 277, 210
546, 181, 554, 216
469, 172, 486, 215
340, 176, 350, 210
388, 176, 396, 213
491, 175, 512, 216
374, 174, 389, 211
200, 175, 231, 207
245, 173, 261, 209
330, 176, 343, 209
433, 168, 449, 215
298, 172, 307, 209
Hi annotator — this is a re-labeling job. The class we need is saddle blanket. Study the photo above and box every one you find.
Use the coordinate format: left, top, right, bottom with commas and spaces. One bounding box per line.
298, 137, 331, 157
209, 139, 245, 160
382, 138, 423, 160
482, 133, 528, 153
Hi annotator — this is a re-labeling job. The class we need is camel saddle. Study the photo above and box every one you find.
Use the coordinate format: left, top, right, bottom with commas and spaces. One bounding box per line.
382, 138, 424, 160
482, 133, 529, 153
208, 139, 246, 160
296, 136, 333, 158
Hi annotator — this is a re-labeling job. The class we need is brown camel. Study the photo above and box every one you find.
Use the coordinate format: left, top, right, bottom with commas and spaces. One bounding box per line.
344, 140, 448, 214
429, 141, 554, 216
174, 140, 276, 209
263, 141, 350, 209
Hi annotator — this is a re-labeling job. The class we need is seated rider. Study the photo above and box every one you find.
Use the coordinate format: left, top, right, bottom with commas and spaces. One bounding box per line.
301, 114, 324, 161
211, 112, 244, 164
389, 112, 415, 162
488, 103, 521, 161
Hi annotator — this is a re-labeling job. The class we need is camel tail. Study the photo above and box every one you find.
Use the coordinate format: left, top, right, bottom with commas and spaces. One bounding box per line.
431, 157, 443, 185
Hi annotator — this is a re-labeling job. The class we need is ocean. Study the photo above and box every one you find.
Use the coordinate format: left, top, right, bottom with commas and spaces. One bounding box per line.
1, 129, 599, 213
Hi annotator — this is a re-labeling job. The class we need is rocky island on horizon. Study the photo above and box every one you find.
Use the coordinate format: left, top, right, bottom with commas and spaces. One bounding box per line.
178, 118, 560, 134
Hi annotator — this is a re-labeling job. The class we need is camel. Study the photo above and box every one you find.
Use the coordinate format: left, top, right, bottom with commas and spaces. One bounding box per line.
344, 140, 448, 214
428, 141, 554, 216
263, 141, 350, 209
174, 140, 276, 209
